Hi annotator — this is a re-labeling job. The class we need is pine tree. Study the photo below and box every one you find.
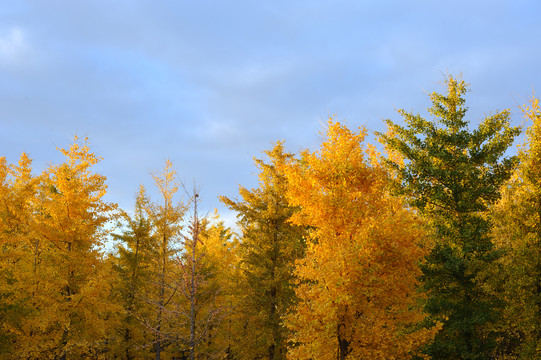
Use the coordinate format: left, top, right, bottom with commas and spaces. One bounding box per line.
378, 76, 521, 359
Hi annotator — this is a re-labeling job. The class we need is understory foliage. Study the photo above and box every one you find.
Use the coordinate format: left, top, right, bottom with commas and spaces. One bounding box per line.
2, 77, 541, 360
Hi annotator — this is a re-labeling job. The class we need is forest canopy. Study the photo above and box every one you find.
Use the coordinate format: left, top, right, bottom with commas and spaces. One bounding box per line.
1, 76, 540, 359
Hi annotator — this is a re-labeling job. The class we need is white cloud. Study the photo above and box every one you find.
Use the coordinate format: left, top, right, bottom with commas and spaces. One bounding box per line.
216, 209, 240, 234
0, 27, 30, 69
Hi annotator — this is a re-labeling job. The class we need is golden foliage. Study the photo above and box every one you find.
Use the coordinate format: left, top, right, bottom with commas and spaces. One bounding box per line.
282, 120, 438, 359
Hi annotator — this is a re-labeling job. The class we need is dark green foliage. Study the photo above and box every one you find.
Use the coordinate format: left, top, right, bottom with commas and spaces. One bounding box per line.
378, 76, 521, 359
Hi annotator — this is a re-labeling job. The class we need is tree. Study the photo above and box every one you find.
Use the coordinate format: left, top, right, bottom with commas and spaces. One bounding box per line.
490, 95, 541, 358
169, 189, 231, 360
197, 215, 239, 359
378, 76, 521, 359
111, 186, 157, 359
20, 136, 118, 359
220, 142, 307, 360
282, 120, 437, 360
0, 153, 37, 357
140, 160, 187, 360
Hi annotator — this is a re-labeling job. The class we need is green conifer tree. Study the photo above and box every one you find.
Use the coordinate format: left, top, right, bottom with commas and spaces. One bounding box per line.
378, 76, 520, 359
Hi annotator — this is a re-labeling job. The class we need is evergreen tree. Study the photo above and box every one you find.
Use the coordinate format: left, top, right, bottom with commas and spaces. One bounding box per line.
378, 76, 520, 359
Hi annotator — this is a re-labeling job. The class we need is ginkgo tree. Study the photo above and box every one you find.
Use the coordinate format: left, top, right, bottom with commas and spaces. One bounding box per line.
197, 215, 239, 358
0, 153, 38, 357
282, 120, 438, 360
111, 163, 235, 360
19, 137, 118, 359
490, 95, 541, 359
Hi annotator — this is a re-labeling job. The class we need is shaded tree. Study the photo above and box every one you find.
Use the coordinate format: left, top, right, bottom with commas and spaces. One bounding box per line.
220, 142, 306, 360
111, 186, 156, 359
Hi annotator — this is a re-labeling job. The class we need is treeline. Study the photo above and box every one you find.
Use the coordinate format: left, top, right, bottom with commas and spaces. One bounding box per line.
1, 76, 540, 359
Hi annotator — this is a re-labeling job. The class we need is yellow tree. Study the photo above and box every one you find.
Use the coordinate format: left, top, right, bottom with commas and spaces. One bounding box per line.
140, 160, 187, 360
168, 211, 239, 359
17, 136, 119, 359
490, 95, 541, 358
164, 190, 234, 360
110, 186, 157, 359
0, 153, 38, 357
110, 162, 187, 359
0, 156, 12, 354
198, 215, 240, 358
282, 120, 438, 360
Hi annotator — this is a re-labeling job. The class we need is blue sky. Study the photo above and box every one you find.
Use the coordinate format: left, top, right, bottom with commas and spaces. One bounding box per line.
1, 0, 540, 227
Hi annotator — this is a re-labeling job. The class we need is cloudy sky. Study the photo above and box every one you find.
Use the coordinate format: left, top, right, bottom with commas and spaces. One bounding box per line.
1, 0, 540, 226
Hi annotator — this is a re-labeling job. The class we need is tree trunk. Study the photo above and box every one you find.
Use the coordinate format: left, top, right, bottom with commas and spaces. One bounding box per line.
535, 199, 541, 342
268, 222, 279, 360
337, 322, 349, 360
268, 286, 277, 360
155, 335, 161, 360
189, 198, 199, 360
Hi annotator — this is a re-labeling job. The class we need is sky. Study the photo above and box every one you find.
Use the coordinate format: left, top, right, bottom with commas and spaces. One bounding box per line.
1, 0, 540, 228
